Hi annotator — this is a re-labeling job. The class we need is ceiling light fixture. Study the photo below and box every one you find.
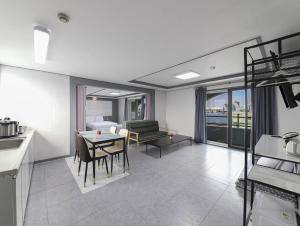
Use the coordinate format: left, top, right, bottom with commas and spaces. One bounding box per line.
57, 13, 70, 23
110, 92, 121, 96
175, 71, 200, 80
33, 26, 50, 64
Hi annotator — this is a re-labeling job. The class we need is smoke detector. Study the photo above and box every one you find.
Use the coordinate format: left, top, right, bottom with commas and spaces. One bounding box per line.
57, 13, 70, 23
210, 65, 216, 70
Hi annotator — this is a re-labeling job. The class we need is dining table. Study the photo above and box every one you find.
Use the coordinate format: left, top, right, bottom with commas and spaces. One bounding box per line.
80, 130, 127, 184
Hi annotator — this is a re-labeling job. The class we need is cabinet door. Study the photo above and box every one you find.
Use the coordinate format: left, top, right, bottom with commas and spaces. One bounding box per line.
15, 172, 23, 226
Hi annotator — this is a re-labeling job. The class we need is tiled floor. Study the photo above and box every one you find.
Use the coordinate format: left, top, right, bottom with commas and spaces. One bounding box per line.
25, 142, 246, 226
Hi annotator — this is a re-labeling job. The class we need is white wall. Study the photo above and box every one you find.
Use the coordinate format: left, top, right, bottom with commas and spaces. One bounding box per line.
155, 90, 167, 128
86, 99, 112, 117
166, 88, 195, 137
276, 84, 300, 135
0, 66, 70, 161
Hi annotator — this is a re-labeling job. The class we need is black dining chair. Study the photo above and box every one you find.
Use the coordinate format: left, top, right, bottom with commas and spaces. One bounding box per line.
77, 134, 109, 187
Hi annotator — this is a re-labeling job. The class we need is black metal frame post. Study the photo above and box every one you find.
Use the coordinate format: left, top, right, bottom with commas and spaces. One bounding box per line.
242, 31, 300, 226
243, 47, 248, 226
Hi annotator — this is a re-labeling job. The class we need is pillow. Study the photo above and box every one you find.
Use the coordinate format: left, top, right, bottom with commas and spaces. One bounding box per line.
95, 115, 104, 122
86, 115, 95, 123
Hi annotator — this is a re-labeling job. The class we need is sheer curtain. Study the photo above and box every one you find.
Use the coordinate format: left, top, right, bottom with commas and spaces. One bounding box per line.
76, 85, 86, 131
194, 87, 207, 143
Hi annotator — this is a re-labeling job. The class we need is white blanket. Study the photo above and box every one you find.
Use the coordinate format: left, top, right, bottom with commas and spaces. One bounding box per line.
86, 121, 122, 130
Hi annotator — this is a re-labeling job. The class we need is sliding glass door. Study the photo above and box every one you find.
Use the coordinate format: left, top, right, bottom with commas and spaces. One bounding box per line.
230, 89, 251, 148
205, 88, 251, 149
206, 90, 228, 146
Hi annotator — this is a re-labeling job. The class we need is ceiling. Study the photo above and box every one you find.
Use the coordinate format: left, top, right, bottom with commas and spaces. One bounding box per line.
0, 0, 300, 90
131, 39, 263, 88
86, 86, 139, 98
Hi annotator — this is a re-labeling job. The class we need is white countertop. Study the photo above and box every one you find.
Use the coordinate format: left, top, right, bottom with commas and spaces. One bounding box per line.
0, 128, 35, 176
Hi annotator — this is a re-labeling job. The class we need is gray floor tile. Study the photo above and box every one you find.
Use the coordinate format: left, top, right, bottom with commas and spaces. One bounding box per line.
26, 143, 245, 226
47, 195, 93, 226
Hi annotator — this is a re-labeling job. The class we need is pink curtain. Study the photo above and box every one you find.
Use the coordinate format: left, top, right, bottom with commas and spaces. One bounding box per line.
76, 86, 86, 131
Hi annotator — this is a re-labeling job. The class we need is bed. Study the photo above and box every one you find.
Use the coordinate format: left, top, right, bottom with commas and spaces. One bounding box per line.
86, 115, 122, 131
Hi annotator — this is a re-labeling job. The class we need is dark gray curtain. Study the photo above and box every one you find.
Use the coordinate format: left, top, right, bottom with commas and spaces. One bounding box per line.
140, 95, 146, 120
194, 87, 207, 143
253, 86, 277, 143
123, 98, 128, 121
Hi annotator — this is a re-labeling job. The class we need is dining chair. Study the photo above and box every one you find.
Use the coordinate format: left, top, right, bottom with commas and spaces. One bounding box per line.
74, 131, 80, 163
96, 126, 117, 150
103, 129, 129, 175
76, 134, 109, 187
110, 126, 117, 134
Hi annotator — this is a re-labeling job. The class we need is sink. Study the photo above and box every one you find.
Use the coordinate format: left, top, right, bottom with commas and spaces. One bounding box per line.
0, 139, 24, 151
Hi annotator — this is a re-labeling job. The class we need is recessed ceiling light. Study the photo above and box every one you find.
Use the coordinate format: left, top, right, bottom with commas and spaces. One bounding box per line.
57, 13, 70, 23
33, 26, 50, 64
175, 72, 200, 80
110, 92, 121, 96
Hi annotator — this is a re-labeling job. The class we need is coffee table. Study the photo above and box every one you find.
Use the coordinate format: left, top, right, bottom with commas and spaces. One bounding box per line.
144, 134, 192, 158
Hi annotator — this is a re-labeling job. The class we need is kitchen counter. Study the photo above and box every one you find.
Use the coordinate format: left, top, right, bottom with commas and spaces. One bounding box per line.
0, 128, 35, 176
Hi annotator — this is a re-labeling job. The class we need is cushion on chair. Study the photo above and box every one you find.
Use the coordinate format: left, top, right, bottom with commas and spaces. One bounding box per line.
103, 140, 124, 154
89, 150, 108, 158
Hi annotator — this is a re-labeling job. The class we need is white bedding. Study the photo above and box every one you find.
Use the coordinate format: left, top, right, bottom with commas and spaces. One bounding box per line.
86, 121, 121, 130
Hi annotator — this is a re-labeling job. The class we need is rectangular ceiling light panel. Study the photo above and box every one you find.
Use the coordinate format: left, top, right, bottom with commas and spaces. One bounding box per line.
34, 26, 50, 64
175, 71, 200, 80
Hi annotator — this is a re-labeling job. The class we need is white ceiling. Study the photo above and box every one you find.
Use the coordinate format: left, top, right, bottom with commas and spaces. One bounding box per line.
0, 0, 300, 89
86, 86, 138, 97
135, 39, 263, 88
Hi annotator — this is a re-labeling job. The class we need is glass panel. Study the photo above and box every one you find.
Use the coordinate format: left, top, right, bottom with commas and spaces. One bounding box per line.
206, 91, 228, 144
231, 89, 252, 148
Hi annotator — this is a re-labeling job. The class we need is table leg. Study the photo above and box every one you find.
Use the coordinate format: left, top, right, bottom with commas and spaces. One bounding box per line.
146, 144, 147, 152
123, 138, 126, 173
93, 144, 96, 184
160, 147, 161, 158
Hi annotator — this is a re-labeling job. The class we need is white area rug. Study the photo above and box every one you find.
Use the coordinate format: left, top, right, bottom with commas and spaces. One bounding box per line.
65, 156, 129, 194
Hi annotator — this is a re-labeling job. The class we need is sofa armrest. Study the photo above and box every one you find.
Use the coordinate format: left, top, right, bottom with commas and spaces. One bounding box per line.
128, 131, 140, 144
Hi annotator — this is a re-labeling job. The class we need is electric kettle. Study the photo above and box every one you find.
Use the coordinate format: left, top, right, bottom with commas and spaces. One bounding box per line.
286, 139, 300, 156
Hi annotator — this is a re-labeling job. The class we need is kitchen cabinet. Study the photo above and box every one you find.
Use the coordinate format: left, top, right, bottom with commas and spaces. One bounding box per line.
0, 130, 35, 226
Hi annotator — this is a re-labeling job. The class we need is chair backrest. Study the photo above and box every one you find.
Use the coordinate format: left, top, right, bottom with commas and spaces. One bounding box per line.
119, 129, 129, 144
110, 126, 117, 134
77, 135, 92, 162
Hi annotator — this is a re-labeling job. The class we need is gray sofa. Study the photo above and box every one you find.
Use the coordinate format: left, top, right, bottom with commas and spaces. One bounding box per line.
126, 120, 167, 144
